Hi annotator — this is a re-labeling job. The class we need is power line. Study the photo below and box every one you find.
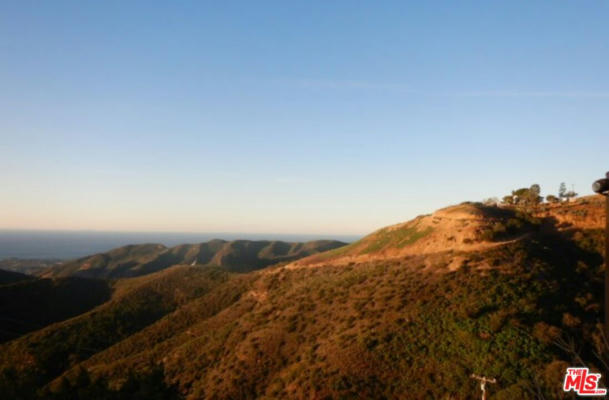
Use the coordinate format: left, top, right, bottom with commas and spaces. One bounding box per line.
471, 374, 496, 400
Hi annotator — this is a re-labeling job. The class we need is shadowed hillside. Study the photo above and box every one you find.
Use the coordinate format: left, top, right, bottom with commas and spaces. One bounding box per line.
0, 276, 112, 343
0, 269, 33, 285
0, 266, 252, 395
42, 239, 347, 279
0, 197, 605, 399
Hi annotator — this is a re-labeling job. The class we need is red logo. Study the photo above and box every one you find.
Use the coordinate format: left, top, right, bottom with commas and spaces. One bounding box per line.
563, 367, 607, 396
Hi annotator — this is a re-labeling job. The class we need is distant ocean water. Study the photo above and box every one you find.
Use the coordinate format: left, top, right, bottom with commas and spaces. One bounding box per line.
0, 230, 360, 260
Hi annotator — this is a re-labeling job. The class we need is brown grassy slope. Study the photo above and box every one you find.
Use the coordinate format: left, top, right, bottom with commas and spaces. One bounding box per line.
41, 198, 605, 399
290, 202, 536, 268
533, 195, 605, 230
53, 238, 603, 399
291, 196, 606, 270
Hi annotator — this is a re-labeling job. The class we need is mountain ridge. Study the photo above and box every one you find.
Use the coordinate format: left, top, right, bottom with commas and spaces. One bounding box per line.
42, 239, 347, 279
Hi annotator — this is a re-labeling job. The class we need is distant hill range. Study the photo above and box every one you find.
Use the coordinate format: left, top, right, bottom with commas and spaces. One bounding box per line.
0, 239, 345, 343
40, 239, 347, 279
0, 258, 62, 276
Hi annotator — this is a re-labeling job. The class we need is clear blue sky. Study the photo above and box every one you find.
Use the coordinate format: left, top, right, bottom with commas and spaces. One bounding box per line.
1, 1, 608, 236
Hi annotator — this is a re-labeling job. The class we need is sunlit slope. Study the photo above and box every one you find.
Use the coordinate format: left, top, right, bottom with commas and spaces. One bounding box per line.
533, 195, 605, 230
51, 231, 603, 399
291, 202, 542, 268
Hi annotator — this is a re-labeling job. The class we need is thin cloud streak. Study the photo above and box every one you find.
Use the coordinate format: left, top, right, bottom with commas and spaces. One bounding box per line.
283, 78, 416, 92
446, 90, 609, 98
283, 79, 609, 98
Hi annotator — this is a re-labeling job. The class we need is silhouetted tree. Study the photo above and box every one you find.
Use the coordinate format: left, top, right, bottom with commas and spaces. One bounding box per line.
564, 190, 578, 202
511, 185, 541, 207
512, 188, 529, 205
529, 184, 542, 206
559, 182, 567, 201
546, 195, 559, 203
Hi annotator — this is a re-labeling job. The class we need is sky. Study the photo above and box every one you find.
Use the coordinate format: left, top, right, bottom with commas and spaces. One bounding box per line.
1, 1, 608, 236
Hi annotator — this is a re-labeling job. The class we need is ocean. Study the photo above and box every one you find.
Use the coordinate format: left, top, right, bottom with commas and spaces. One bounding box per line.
0, 230, 360, 260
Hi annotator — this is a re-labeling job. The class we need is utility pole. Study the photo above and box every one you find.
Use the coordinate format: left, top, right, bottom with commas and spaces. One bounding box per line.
471, 374, 496, 400
592, 172, 609, 381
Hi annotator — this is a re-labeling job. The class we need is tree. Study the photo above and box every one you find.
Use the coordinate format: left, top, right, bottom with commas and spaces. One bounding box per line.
559, 182, 567, 201
530, 184, 541, 197
512, 188, 529, 205
502, 195, 514, 205
511, 185, 541, 207
529, 184, 542, 206
529, 183, 541, 196
546, 195, 559, 203
564, 190, 578, 202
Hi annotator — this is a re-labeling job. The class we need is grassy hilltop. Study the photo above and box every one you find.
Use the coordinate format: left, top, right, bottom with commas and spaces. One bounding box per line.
0, 196, 605, 399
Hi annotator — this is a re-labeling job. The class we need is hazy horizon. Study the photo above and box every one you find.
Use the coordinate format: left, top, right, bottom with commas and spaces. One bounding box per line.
2, 1, 607, 234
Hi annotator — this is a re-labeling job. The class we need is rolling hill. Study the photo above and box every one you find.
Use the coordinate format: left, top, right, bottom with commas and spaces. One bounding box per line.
0, 197, 605, 399
42, 239, 347, 279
